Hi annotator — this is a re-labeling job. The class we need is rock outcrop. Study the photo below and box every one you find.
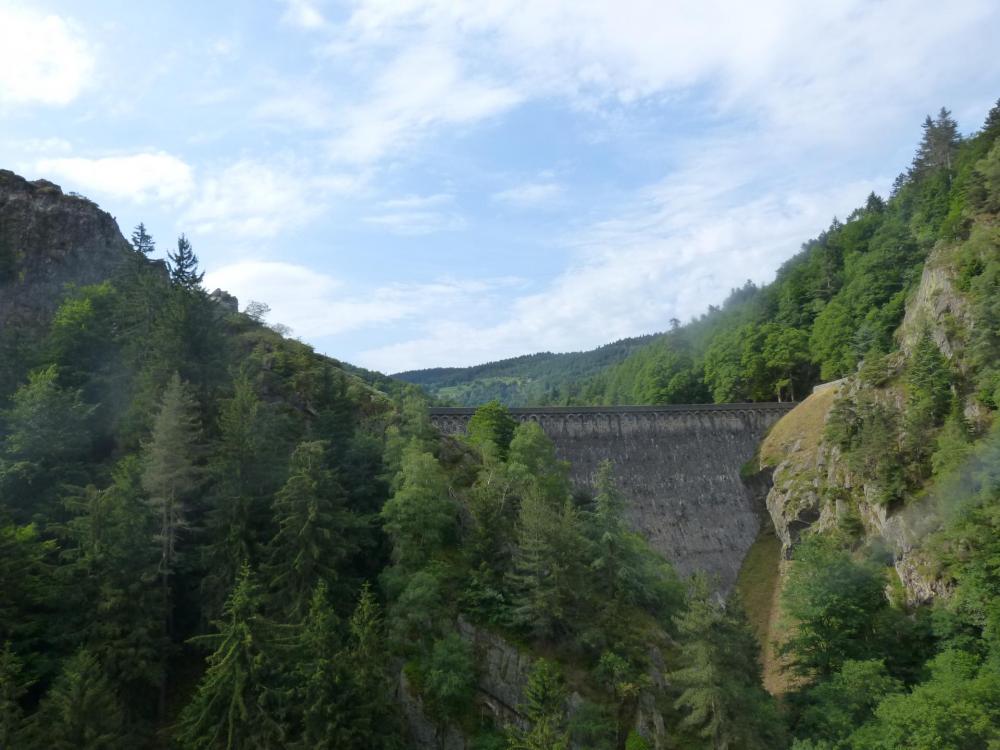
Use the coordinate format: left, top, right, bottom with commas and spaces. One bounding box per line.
0, 170, 134, 332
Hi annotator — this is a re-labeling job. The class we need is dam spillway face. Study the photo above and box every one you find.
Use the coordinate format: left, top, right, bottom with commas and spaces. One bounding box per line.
429, 404, 794, 593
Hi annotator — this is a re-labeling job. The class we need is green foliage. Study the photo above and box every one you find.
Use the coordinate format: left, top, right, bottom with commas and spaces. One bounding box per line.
0, 643, 29, 748
265, 440, 360, 619
849, 650, 1000, 750
468, 400, 518, 454
176, 566, 289, 750
422, 633, 476, 723
794, 659, 902, 749
25, 649, 126, 750
380, 441, 455, 573
780, 538, 890, 678
670, 577, 786, 750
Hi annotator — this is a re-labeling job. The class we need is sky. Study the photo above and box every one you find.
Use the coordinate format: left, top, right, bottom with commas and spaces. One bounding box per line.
2, 1, 999, 374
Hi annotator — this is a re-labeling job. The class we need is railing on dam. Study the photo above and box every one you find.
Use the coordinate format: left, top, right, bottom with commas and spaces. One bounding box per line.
428, 402, 796, 435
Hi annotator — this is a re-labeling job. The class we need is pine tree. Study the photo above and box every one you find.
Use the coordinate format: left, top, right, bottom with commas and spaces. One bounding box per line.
911, 107, 961, 179
141, 373, 202, 715
508, 659, 569, 750
508, 489, 586, 640
168, 234, 204, 289
266, 441, 360, 620
202, 374, 275, 618
130, 223, 155, 256
26, 650, 126, 750
0, 643, 29, 749
59, 458, 165, 712
670, 579, 785, 750
292, 583, 346, 750
176, 565, 290, 750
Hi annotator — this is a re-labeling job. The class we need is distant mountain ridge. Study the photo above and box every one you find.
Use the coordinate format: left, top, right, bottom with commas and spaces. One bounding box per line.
392, 334, 659, 405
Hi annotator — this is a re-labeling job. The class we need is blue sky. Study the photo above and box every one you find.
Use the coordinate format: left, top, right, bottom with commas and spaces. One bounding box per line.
2, 0, 999, 373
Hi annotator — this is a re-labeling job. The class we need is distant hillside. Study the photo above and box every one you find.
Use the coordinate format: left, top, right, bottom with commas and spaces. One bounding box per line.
392, 334, 658, 405
398, 103, 1000, 410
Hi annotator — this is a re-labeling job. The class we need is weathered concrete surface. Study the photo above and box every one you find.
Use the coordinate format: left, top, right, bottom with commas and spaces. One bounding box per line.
431, 403, 792, 592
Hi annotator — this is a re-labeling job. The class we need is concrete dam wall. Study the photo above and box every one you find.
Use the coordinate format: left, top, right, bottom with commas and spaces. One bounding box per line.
430, 403, 794, 592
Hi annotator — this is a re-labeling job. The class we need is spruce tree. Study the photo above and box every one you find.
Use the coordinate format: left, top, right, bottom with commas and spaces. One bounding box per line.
26, 650, 126, 750
168, 234, 204, 289
292, 583, 345, 750
141, 373, 202, 715
911, 107, 961, 179
176, 566, 289, 750
202, 374, 275, 618
508, 489, 586, 640
130, 223, 155, 256
670, 579, 785, 750
266, 441, 359, 620
59, 458, 165, 712
508, 659, 570, 750
0, 643, 28, 749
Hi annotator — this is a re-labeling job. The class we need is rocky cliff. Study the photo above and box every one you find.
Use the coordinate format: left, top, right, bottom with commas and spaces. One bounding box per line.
0, 170, 134, 333
758, 235, 988, 608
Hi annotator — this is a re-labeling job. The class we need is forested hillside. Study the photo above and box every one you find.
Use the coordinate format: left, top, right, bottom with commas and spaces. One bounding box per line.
403, 104, 1000, 409
392, 335, 656, 406
0, 173, 781, 748
1, 96, 999, 750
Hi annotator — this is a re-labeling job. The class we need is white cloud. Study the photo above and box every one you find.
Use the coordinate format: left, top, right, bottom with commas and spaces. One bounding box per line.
327, 45, 521, 165
281, 0, 327, 30
364, 193, 465, 235
204, 260, 522, 340
493, 181, 564, 208
183, 160, 342, 237
358, 160, 883, 372
335, 0, 998, 148
0, 5, 94, 106
35, 152, 194, 203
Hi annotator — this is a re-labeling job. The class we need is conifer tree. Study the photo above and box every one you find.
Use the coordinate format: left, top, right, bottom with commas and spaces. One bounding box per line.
176, 565, 289, 750
143, 374, 201, 609
266, 441, 359, 620
202, 374, 275, 618
142, 373, 202, 715
130, 223, 155, 256
0, 643, 28, 749
670, 578, 785, 750
508, 659, 570, 750
60, 458, 165, 712
508, 489, 586, 640
26, 650, 126, 750
292, 583, 345, 750
910, 107, 961, 179
168, 234, 204, 289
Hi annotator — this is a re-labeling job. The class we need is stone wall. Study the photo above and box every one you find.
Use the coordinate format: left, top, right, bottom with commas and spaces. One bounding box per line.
430, 403, 792, 592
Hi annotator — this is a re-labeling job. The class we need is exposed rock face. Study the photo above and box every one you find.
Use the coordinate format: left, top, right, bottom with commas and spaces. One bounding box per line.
399, 618, 671, 749
209, 288, 239, 313
760, 381, 948, 605
0, 170, 133, 332
431, 404, 791, 593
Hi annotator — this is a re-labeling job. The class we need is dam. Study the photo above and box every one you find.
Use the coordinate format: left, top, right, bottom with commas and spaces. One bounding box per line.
430, 403, 794, 592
